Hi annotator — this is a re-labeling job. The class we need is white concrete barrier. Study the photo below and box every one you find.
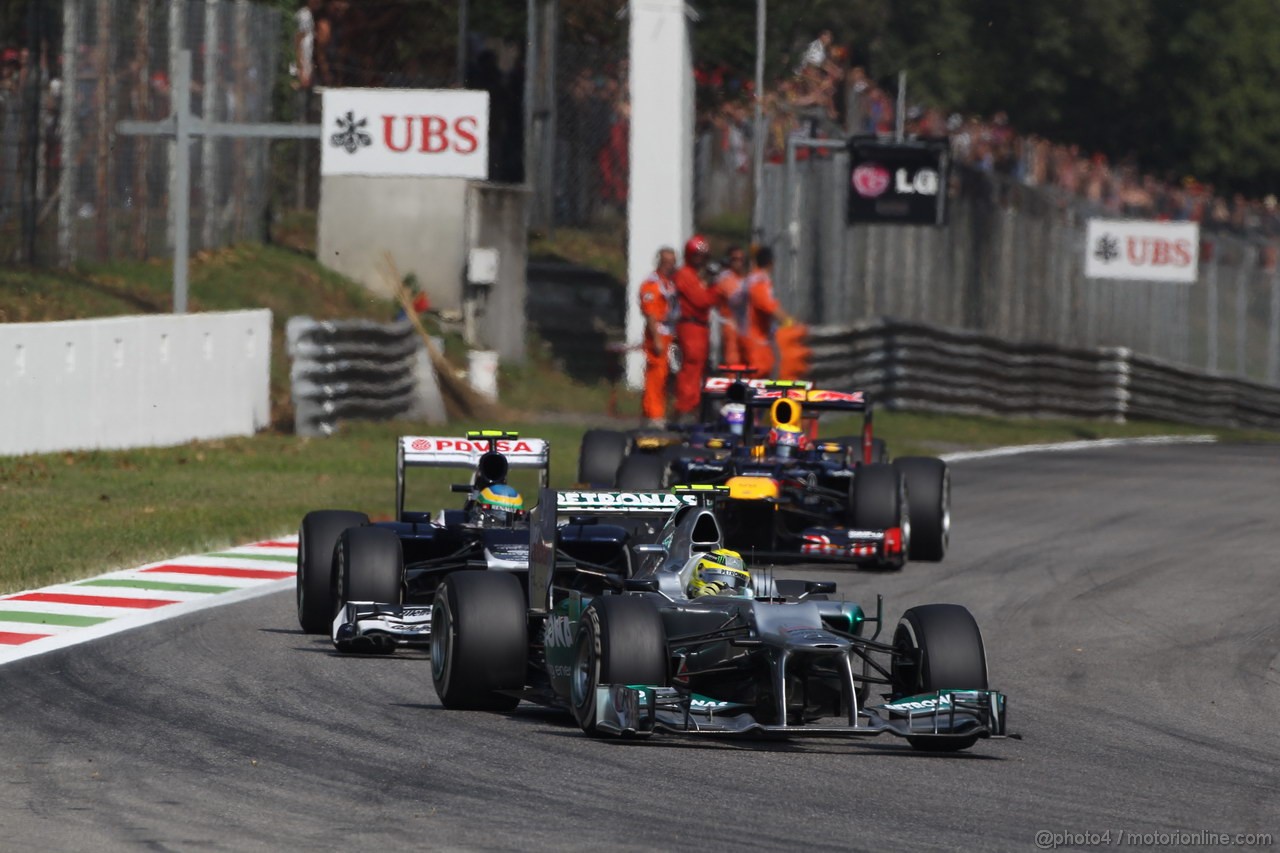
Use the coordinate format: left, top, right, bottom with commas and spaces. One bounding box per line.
0, 310, 272, 456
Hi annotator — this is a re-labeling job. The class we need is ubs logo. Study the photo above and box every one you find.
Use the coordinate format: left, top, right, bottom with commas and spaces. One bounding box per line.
330, 111, 372, 154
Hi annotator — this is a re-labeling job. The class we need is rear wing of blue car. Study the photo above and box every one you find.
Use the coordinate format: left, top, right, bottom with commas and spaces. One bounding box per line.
396, 431, 550, 519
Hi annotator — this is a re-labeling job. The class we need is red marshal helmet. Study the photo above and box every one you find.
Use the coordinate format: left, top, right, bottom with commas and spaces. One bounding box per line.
684, 234, 710, 264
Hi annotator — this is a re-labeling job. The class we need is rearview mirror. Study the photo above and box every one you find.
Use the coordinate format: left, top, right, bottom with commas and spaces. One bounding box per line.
624, 578, 660, 593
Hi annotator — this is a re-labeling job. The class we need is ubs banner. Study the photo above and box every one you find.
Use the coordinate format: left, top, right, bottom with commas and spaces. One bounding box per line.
847, 137, 949, 225
1085, 219, 1199, 283
321, 88, 490, 179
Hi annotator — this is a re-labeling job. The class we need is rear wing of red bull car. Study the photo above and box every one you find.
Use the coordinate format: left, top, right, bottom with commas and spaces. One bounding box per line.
746, 388, 879, 465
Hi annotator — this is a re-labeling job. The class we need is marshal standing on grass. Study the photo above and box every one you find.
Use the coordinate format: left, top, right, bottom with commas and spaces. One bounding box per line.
714, 245, 749, 366
744, 246, 794, 379
673, 235, 717, 420
638, 246, 678, 426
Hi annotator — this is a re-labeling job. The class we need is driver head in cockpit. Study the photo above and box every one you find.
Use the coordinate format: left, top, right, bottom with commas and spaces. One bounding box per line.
472, 483, 524, 528
687, 548, 751, 598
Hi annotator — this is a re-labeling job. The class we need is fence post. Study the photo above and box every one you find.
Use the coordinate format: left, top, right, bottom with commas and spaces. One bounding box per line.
1268, 253, 1280, 384
201, 0, 219, 252
1206, 239, 1219, 372
1236, 243, 1254, 378
783, 137, 798, 314
57, 0, 79, 265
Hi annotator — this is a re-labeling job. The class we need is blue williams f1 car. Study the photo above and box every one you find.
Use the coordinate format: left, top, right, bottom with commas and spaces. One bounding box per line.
294, 430, 552, 652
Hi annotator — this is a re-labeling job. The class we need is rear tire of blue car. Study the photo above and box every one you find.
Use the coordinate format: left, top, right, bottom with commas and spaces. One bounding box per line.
571, 595, 668, 737
894, 457, 950, 562
297, 510, 369, 634
615, 453, 669, 490
431, 571, 526, 712
578, 429, 631, 488
891, 604, 988, 752
333, 527, 405, 653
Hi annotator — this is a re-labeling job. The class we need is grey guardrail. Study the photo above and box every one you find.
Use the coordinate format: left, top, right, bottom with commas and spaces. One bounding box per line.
808, 318, 1280, 430
287, 316, 444, 436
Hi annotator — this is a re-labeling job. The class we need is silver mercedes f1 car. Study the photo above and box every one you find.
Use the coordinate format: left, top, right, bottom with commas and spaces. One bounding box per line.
430, 486, 1014, 751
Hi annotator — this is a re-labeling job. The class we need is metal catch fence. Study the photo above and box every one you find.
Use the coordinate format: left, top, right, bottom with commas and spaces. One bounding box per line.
760, 156, 1280, 386
0, 0, 280, 267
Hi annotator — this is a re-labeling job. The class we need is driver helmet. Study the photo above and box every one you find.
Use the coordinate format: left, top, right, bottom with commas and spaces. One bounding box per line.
688, 548, 751, 598
719, 402, 746, 437
474, 483, 523, 527
768, 423, 805, 460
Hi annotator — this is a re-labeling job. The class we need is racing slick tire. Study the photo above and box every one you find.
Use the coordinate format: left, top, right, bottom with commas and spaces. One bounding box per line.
333, 526, 405, 654
615, 453, 669, 490
579, 429, 631, 488
829, 436, 888, 464
893, 457, 950, 562
297, 510, 369, 634
891, 604, 988, 752
336, 526, 404, 605
847, 464, 908, 566
431, 571, 527, 712
571, 595, 668, 737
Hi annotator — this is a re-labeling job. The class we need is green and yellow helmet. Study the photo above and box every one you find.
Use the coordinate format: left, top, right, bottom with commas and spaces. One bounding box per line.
688, 548, 751, 598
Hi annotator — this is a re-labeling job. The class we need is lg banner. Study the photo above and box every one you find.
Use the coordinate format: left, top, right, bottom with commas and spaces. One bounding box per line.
847, 137, 950, 226
1085, 219, 1199, 283
321, 88, 489, 179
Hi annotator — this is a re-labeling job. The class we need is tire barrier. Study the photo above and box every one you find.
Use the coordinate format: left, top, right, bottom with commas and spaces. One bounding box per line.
807, 318, 1280, 430
287, 316, 445, 437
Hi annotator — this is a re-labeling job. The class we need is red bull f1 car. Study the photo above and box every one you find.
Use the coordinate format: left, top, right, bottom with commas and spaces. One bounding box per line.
581, 376, 949, 569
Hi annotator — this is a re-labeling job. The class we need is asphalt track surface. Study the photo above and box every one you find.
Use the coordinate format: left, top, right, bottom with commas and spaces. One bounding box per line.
2, 443, 1277, 852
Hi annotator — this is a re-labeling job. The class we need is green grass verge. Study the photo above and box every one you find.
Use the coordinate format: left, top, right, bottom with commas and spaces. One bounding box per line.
4, 413, 1273, 594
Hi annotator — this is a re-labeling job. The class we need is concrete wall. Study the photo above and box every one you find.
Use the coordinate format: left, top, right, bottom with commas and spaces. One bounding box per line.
317, 175, 469, 311
626, 0, 695, 388
467, 183, 529, 364
0, 310, 271, 457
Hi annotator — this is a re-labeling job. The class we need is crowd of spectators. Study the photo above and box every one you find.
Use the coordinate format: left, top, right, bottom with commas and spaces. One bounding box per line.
0, 46, 35, 227
917, 109, 1280, 237
695, 29, 1280, 240
0, 42, 61, 237
557, 57, 630, 222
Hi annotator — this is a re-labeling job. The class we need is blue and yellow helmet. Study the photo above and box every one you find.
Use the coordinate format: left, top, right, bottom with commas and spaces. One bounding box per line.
475, 483, 523, 526
688, 548, 751, 598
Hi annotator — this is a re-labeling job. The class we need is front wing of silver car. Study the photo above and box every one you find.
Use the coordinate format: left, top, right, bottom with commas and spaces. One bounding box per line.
592, 685, 1011, 742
